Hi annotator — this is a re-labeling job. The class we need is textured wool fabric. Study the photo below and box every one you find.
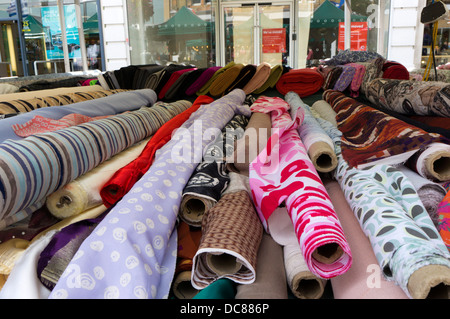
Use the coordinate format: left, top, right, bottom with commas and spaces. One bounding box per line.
276, 68, 324, 97
209, 63, 244, 97
0, 89, 125, 116
333, 65, 357, 92
45, 137, 152, 219
347, 63, 366, 97
382, 61, 410, 80
235, 232, 288, 299
99, 97, 211, 207
249, 96, 352, 279
323, 120, 450, 299
285, 92, 338, 173
323, 90, 448, 169
49, 89, 250, 299
0, 89, 157, 143
197, 63, 234, 96
0, 100, 183, 229
186, 66, 221, 96
268, 207, 327, 299
324, 179, 408, 299
397, 166, 446, 227
360, 57, 385, 96
409, 115, 450, 131
242, 63, 271, 95
311, 100, 338, 127
253, 64, 284, 95
191, 190, 263, 289
366, 78, 450, 117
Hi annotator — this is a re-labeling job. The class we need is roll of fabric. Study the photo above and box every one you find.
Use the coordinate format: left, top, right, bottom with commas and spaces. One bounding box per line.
242, 63, 271, 95
49, 89, 251, 299
235, 232, 288, 299
407, 142, 450, 183
154, 64, 195, 95
322, 66, 343, 90
45, 136, 152, 219
226, 112, 272, 176
100, 97, 211, 207
193, 278, 237, 299
333, 64, 357, 92
253, 64, 283, 95
324, 49, 384, 66
409, 115, 450, 131
158, 68, 196, 100
224, 64, 257, 95
180, 115, 249, 227
323, 120, 450, 299
347, 63, 367, 97
197, 63, 235, 96
382, 61, 410, 80
323, 179, 408, 299
359, 57, 385, 96
365, 78, 450, 117
209, 63, 244, 97
0, 99, 183, 228
191, 188, 263, 289
175, 68, 207, 98
323, 90, 449, 169
397, 165, 447, 227
249, 96, 352, 279
268, 207, 327, 299
144, 69, 166, 90
163, 69, 197, 100
437, 187, 450, 252
284, 93, 338, 173
0, 83, 19, 94
276, 68, 324, 97
311, 100, 338, 127
186, 66, 221, 96
0, 89, 157, 143
172, 221, 202, 299
132, 65, 165, 89
0, 89, 125, 116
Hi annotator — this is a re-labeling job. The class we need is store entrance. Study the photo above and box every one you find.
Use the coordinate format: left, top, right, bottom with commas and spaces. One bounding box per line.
0, 20, 23, 77
220, 1, 294, 67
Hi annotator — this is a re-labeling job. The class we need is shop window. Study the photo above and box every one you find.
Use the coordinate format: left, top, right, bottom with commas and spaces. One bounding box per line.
127, 0, 215, 68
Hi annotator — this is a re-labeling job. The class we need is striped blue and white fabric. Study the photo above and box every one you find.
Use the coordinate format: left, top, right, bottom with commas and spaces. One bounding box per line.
0, 99, 191, 229
0, 89, 158, 143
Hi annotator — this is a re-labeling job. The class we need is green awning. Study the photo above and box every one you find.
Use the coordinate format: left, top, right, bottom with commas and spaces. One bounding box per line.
310, 0, 367, 29
151, 6, 211, 37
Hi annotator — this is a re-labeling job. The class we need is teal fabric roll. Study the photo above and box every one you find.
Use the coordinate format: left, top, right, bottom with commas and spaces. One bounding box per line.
193, 278, 236, 299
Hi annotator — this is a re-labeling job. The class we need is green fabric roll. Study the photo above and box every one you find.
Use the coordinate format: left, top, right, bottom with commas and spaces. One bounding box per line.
196, 62, 235, 96
253, 65, 284, 95
193, 278, 237, 299
209, 63, 244, 97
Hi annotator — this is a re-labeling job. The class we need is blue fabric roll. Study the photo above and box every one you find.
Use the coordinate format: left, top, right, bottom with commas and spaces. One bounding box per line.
0, 89, 157, 143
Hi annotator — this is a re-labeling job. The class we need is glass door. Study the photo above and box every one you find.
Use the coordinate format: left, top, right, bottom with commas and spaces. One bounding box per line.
220, 1, 293, 67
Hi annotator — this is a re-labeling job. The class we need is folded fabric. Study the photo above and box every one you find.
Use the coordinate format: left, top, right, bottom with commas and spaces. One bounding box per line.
158, 68, 196, 100
186, 66, 221, 96
100, 97, 212, 207
0, 99, 183, 228
163, 70, 196, 100
45, 136, 152, 219
347, 63, 366, 97
333, 64, 357, 92
49, 89, 250, 299
174, 68, 207, 98
0, 89, 158, 143
285, 93, 338, 173
191, 189, 263, 289
224, 64, 257, 95
242, 63, 271, 95
144, 69, 166, 90
209, 63, 244, 97
132, 65, 165, 89
382, 61, 410, 80
322, 66, 343, 90
249, 95, 352, 279
276, 68, 324, 97
197, 62, 235, 96
323, 120, 450, 299
323, 90, 449, 169
324, 179, 408, 299
360, 57, 385, 96
253, 64, 283, 95
154, 64, 195, 95
0, 89, 125, 116
365, 78, 450, 117
235, 232, 288, 299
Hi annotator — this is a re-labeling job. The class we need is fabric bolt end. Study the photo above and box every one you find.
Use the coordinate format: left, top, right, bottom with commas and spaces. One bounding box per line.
276, 68, 324, 97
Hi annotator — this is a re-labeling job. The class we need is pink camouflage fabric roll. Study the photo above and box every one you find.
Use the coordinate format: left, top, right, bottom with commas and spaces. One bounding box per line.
248, 96, 352, 279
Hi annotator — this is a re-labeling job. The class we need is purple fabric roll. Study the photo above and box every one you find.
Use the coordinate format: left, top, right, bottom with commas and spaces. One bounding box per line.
186, 66, 222, 96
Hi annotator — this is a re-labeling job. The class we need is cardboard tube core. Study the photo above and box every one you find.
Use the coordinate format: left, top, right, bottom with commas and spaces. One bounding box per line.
292, 271, 326, 299
312, 243, 343, 264
206, 253, 242, 275
407, 264, 450, 299
172, 271, 199, 299
428, 153, 450, 181
308, 141, 338, 173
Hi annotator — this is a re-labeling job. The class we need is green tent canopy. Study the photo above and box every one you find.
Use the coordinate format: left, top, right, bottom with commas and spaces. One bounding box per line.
310, 0, 367, 29
152, 6, 211, 37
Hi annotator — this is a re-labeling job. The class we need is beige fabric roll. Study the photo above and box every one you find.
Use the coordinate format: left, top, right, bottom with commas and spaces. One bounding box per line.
311, 100, 338, 127
0, 85, 104, 102
46, 137, 151, 219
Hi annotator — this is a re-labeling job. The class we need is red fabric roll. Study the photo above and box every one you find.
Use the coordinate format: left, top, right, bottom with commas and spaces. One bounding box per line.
276, 68, 324, 97
100, 95, 214, 207
158, 68, 196, 100
382, 61, 410, 80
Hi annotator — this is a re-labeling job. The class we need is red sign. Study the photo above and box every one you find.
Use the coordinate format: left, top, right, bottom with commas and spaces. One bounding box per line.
262, 28, 286, 53
338, 22, 368, 51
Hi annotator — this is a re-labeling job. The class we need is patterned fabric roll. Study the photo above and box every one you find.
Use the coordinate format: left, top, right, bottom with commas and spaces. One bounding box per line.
365, 78, 450, 117
249, 96, 352, 279
0, 101, 184, 228
49, 89, 250, 299
333, 65, 357, 92
360, 57, 385, 96
437, 186, 450, 252
347, 63, 366, 97
322, 119, 450, 299
322, 66, 343, 90
0, 89, 126, 116
323, 90, 449, 169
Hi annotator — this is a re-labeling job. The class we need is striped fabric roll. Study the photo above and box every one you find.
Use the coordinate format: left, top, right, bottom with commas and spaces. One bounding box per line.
0, 101, 189, 228
0, 89, 127, 116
